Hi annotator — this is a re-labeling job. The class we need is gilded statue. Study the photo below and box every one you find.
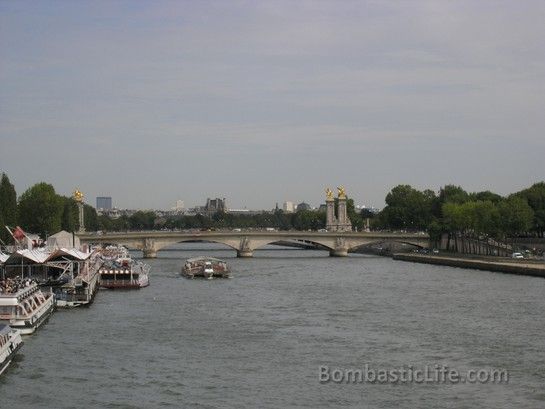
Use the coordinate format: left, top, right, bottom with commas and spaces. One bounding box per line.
325, 188, 334, 201
337, 186, 346, 199
73, 189, 84, 202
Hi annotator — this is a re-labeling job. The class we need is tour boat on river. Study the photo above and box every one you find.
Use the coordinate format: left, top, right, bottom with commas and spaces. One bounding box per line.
181, 257, 231, 279
0, 324, 23, 376
97, 246, 150, 289
0, 281, 55, 335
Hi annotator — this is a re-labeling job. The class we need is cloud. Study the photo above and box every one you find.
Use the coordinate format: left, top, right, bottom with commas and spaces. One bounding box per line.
1, 1, 544, 208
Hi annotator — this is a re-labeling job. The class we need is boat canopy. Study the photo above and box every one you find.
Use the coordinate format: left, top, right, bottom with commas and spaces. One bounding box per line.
185, 256, 227, 263
47, 248, 92, 261
3, 248, 93, 265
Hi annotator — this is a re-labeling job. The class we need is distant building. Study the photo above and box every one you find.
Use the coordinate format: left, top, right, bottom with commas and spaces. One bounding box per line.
204, 197, 226, 216
96, 196, 112, 210
283, 201, 295, 213
171, 200, 185, 213
296, 202, 311, 211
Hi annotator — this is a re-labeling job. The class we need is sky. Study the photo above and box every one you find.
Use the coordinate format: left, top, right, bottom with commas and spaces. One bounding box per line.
1, 0, 544, 210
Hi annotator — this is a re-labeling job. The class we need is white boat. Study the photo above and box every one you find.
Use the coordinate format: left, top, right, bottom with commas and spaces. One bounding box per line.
181, 257, 231, 279
48, 253, 102, 307
0, 324, 23, 376
0, 282, 55, 335
97, 246, 150, 289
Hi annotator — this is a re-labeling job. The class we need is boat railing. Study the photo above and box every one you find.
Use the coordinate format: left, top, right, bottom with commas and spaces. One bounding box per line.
99, 278, 141, 285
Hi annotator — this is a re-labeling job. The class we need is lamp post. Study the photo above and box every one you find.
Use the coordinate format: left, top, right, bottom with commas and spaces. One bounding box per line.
74, 189, 85, 233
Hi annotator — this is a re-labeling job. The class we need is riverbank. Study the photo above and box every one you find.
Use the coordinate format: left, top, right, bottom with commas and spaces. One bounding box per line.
393, 253, 545, 278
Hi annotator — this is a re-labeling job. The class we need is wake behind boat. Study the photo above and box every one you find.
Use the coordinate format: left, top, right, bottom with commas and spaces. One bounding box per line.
181, 257, 231, 279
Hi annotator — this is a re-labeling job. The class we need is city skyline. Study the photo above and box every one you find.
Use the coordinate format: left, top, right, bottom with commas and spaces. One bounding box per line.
1, 1, 544, 209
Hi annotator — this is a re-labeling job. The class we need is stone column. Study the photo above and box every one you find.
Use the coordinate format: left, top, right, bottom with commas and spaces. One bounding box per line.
237, 249, 254, 258
237, 237, 253, 258
143, 238, 157, 258
329, 237, 348, 257
77, 202, 85, 233
336, 198, 352, 231
326, 198, 337, 231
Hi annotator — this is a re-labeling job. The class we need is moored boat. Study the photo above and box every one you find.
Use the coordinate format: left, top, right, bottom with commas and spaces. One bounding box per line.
45, 249, 103, 308
97, 247, 150, 289
0, 324, 23, 376
0, 281, 55, 335
181, 257, 231, 279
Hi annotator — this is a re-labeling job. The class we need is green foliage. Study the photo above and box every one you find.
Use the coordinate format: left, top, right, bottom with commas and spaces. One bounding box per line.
0, 173, 17, 243
498, 196, 534, 236
84, 204, 99, 231
514, 182, 545, 237
378, 181, 544, 240
469, 190, 503, 203
61, 197, 78, 232
18, 183, 63, 237
128, 211, 156, 230
292, 210, 325, 231
379, 184, 435, 230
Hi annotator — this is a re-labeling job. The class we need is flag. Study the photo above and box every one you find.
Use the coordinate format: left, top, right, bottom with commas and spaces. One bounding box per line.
12, 226, 26, 242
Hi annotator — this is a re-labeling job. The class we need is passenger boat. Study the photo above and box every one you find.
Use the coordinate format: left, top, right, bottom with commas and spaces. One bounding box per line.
98, 248, 150, 289
0, 324, 23, 376
45, 249, 102, 308
181, 257, 231, 279
0, 281, 55, 335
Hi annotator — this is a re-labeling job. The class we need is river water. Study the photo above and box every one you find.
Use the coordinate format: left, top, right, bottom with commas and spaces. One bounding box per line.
1, 243, 544, 409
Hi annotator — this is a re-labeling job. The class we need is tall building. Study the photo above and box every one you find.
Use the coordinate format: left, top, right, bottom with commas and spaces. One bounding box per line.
96, 196, 112, 210
175, 200, 184, 211
283, 201, 295, 213
204, 197, 226, 216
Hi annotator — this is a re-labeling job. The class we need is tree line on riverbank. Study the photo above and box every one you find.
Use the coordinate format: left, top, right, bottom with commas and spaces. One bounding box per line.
372, 183, 545, 245
1, 172, 544, 244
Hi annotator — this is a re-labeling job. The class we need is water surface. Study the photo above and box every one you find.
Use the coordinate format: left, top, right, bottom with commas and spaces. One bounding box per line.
1, 244, 544, 408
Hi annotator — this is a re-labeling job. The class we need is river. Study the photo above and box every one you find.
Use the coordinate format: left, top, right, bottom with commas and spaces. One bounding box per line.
1, 243, 544, 408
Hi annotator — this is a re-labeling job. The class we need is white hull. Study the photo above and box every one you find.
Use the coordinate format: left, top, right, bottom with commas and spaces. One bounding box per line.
8, 295, 55, 335
0, 327, 23, 376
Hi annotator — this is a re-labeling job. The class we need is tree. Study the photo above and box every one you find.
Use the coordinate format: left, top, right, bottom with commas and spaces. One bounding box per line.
514, 182, 545, 237
498, 196, 534, 237
0, 173, 17, 243
470, 190, 503, 204
83, 204, 99, 231
379, 185, 435, 230
128, 211, 156, 230
18, 183, 63, 238
61, 197, 78, 232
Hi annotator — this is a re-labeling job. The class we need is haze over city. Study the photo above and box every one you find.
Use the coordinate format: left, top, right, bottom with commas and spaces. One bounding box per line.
1, 1, 544, 209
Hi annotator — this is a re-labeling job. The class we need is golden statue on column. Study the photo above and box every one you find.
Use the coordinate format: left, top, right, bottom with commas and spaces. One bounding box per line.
73, 189, 84, 202
337, 186, 346, 199
73, 188, 85, 233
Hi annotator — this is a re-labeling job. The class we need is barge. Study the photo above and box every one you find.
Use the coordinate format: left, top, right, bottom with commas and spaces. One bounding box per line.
181, 257, 231, 279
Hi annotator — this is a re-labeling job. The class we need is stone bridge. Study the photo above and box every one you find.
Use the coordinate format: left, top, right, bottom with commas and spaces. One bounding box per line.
77, 231, 430, 258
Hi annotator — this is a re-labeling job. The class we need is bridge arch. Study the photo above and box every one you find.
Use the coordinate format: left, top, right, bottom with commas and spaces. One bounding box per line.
78, 231, 429, 258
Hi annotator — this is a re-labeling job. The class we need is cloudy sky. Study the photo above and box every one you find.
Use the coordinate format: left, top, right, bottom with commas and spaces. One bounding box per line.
1, 1, 544, 210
